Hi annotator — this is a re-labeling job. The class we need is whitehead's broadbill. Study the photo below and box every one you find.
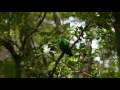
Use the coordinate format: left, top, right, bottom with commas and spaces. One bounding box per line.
57, 38, 73, 56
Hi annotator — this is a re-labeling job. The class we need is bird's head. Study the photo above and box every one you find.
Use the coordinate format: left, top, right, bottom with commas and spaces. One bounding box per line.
56, 38, 66, 43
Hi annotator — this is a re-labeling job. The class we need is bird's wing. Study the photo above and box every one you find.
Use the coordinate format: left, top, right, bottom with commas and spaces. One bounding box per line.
58, 38, 70, 51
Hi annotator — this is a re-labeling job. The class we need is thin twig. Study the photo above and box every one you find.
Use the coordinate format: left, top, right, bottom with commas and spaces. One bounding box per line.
62, 62, 93, 77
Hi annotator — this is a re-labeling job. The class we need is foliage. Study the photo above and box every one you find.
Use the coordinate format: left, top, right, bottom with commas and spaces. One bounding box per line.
0, 12, 119, 78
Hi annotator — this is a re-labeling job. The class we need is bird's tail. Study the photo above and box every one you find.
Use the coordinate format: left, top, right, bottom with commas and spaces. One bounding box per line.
65, 49, 73, 57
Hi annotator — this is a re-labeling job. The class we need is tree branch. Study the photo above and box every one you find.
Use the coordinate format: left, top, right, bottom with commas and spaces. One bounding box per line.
20, 12, 46, 50
49, 18, 93, 78
49, 52, 64, 77
6, 38, 20, 51
53, 12, 64, 36
0, 38, 19, 60
70, 19, 92, 49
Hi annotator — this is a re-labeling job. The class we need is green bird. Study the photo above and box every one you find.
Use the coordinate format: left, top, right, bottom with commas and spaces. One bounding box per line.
57, 38, 73, 56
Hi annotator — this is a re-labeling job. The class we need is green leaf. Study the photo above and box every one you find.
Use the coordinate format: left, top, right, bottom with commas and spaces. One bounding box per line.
48, 62, 55, 71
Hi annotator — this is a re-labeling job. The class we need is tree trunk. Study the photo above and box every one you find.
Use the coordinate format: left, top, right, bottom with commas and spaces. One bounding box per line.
0, 38, 22, 78
14, 59, 21, 78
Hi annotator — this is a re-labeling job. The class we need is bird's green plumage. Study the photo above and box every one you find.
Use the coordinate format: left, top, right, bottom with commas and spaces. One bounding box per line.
59, 38, 69, 51
58, 38, 73, 56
